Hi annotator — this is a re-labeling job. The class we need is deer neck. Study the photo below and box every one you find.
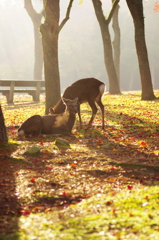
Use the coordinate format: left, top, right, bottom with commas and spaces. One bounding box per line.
65, 110, 76, 129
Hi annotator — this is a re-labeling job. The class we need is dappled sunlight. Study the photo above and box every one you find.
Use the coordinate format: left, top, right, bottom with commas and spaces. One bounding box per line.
101, 92, 159, 160
3, 92, 159, 164
1, 92, 159, 238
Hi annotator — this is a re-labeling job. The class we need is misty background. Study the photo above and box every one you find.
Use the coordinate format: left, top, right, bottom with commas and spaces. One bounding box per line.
0, 0, 158, 93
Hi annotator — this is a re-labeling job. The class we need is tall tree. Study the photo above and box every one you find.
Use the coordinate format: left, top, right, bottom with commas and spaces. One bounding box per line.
112, 0, 120, 81
92, 0, 121, 94
126, 0, 156, 100
0, 105, 8, 142
40, 0, 74, 114
24, 0, 44, 80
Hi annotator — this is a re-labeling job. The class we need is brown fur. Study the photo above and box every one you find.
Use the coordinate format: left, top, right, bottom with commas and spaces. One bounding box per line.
49, 78, 105, 129
18, 98, 78, 136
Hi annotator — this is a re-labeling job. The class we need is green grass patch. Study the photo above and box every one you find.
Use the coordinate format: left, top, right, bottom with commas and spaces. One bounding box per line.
2, 186, 158, 240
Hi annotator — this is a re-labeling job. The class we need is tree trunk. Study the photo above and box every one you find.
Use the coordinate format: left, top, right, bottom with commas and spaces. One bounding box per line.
92, 0, 121, 94
33, 20, 43, 80
112, 0, 120, 82
0, 105, 8, 142
40, 0, 61, 114
24, 0, 43, 80
126, 0, 156, 100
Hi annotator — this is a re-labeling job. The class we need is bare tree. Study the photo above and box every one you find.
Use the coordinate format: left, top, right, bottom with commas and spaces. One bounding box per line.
92, 0, 121, 94
40, 0, 74, 114
126, 0, 156, 100
0, 105, 8, 142
24, 0, 44, 80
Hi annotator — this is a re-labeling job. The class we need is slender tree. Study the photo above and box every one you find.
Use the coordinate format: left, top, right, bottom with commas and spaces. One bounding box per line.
40, 0, 74, 114
24, 0, 44, 80
0, 105, 8, 142
92, 0, 121, 94
126, 0, 156, 100
112, 0, 120, 82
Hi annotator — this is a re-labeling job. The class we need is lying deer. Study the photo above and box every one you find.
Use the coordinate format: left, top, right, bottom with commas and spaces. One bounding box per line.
49, 78, 105, 129
18, 98, 78, 136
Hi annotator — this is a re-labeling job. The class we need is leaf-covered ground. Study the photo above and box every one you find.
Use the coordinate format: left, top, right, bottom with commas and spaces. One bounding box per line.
0, 91, 159, 239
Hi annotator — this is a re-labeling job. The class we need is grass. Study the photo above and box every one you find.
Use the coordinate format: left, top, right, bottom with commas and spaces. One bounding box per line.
3, 186, 159, 240
0, 91, 159, 239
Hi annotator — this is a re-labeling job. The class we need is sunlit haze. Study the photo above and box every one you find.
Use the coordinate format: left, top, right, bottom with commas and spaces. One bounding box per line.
0, 0, 158, 91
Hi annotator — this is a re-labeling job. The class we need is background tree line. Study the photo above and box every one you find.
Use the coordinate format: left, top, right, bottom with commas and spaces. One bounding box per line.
0, 0, 158, 92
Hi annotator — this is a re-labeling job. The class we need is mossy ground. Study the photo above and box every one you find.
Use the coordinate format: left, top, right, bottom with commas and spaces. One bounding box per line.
0, 91, 159, 239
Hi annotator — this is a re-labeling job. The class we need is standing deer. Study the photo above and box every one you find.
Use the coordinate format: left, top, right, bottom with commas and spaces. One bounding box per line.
18, 98, 78, 136
49, 78, 105, 129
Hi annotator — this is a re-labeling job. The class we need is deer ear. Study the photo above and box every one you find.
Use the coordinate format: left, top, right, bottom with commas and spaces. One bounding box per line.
62, 98, 67, 105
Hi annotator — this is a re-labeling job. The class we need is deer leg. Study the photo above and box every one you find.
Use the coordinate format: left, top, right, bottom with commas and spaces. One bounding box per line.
96, 97, 105, 129
77, 103, 82, 128
88, 100, 98, 127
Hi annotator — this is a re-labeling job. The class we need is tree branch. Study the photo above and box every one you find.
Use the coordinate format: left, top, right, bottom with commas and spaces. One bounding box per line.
24, 0, 43, 26
24, 0, 37, 18
92, 0, 107, 26
59, 0, 74, 32
107, 0, 120, 25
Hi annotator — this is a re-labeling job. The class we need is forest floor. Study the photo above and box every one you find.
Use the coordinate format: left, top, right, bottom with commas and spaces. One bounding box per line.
0, 91, 159, 240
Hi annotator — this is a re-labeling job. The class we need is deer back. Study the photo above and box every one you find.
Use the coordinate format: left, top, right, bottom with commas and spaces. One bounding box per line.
50, 78, 105, 114
18, 115, 43, 136
64, 78, 105, 104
